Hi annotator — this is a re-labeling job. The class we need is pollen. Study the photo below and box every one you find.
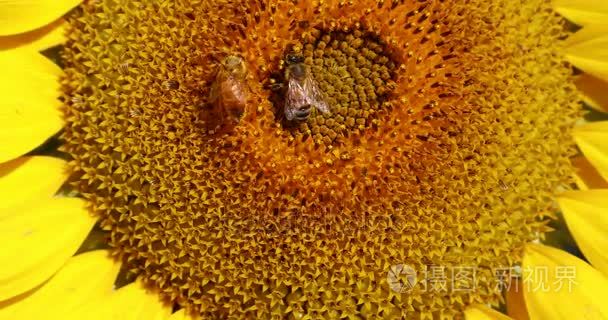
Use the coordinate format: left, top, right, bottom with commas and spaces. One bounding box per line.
61, 0, 581, 319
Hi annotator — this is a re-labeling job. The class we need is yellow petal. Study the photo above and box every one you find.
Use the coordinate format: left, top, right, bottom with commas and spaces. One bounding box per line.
465, 305, 513, 320
572, 156, 608, 190
553, 0, 608, 26
575, 74, 608, 113
574, 121, 608, 182
522, 244, 608, 320
0, 20, 65, 52
565, 25, 608, 47
0, 50, 63, 163
0, 0, 81, 36
63, 301, 107, 320
0, 198, 96, 301
505, 279, 529, 320
565, 32, 608, 83
69, 281, 172, 320
0, 250, 120, 320
567, 26, 608, 113
0, 156, 67, 216
558, 190, 608, 275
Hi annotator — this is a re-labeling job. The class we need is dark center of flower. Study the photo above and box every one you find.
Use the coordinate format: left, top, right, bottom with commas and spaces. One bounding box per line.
271, 28, 398, 145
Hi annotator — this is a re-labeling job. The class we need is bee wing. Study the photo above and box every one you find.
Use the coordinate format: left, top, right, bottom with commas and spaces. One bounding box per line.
208, 76, 221, 105
220, 76, 248, 119
304, 75, 330, 114
285, 77, 315, 121
225, 75, 247, 105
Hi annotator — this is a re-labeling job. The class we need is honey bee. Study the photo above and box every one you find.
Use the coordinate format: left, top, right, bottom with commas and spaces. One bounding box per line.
282, 54, 330, 121
208, 55, 249, 127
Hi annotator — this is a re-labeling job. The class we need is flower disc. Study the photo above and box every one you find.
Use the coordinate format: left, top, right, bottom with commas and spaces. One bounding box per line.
61, 0, 581, 318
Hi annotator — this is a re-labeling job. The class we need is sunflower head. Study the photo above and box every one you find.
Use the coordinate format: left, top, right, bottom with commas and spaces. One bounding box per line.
59, 0, 580, 318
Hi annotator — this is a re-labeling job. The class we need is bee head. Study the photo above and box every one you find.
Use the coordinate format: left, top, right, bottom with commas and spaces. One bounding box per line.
286, 53, 305, 65
223, 55, 246, 76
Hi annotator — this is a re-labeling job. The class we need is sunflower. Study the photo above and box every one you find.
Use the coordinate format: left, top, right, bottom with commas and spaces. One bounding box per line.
1, 0, 607, 319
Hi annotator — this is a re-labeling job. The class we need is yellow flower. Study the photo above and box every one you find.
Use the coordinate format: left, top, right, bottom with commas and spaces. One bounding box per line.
0, 0, 607, 319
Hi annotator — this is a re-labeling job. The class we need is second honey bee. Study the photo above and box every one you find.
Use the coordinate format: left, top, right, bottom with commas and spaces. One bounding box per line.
208, 55, 249, 128
281, 54, 330, 121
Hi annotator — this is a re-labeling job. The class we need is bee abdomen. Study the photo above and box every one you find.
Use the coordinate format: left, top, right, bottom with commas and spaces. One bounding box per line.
294, 105, 312, 121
